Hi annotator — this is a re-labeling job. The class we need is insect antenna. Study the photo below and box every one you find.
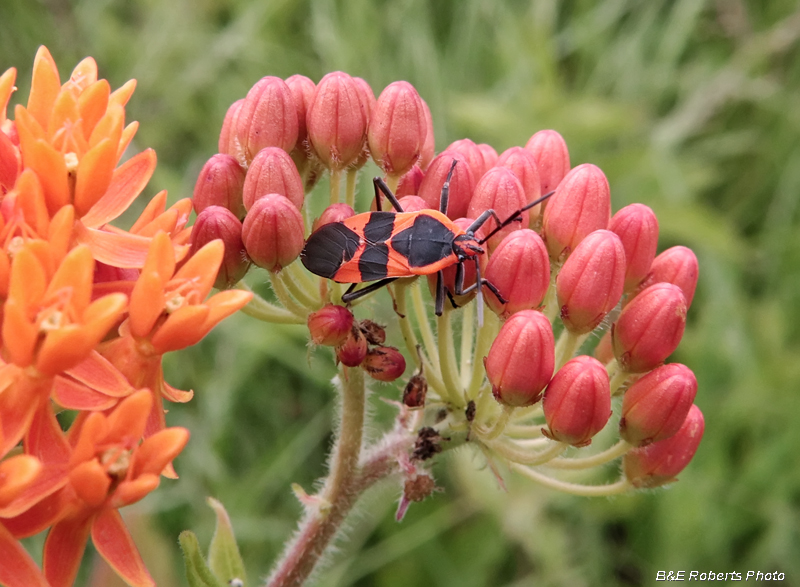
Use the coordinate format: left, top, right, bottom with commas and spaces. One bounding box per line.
477, 190, 555, 245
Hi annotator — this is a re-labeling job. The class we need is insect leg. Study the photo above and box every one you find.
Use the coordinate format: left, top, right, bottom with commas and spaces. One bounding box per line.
434, 270, 445, 316
373, 177, 405, 213
438, 159, 459, 215
341, 277, 399, 304
477, 190, 556, 245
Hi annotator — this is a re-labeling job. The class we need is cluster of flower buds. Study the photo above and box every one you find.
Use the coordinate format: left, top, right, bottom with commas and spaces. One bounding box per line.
0, 48, 251, 587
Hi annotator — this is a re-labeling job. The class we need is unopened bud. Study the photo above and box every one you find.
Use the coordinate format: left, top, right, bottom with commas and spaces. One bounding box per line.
351, 78, 376, 171
396, 165, 425, 198
447, 138, 487, 181
419, 99, 435, 170
403, 373, 428, 408
418, 151, 474, 220
190, 206, 250, 289
312, 203, 356, 232
639, 246, 699, 307
219, 99, 245, 162
485, 310, 555, 407
496, 146, 542, 226
477, 143, 498, 171
336, 324, 368, 367
484, 229, 550, 319
612, 283, 687, 373
397, 195, 429, 213
236, 76, 298, 163
525, 129, 570, 195
307, 304, 354, 346
362, 346, 406, 382
542, 163, 611, 262
623, 404, 704, 488
359, 319, 386, 345
369, 81, 427, 178
243, 147, 304, 211
609, 204, 659, 293
542, 355, 611, 447
193, 154, 246, 219
556, 229, 626, 334
307, 72, 368, 171
284, 74, 316, 151
620, 363, 697, 447
467, 167, 528, 251
241, 193, 304, 272
593, 331, 614, 365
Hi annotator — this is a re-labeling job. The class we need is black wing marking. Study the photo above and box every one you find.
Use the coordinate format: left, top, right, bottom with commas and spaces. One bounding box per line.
301, 223, 360, 278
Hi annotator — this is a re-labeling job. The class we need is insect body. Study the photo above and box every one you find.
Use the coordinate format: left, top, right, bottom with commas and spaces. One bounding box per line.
300, 162, 552, 321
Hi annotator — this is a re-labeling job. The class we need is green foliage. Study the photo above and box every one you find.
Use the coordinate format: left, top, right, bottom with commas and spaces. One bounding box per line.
4, 0, 800, 584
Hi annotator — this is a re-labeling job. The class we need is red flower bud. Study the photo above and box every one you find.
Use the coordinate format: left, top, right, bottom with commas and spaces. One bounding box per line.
427, 218, 486, 306
243, 146, 304, 211
353, 77, 377, 119
363, 346, 406, 382
496, 146, 542, 226
485, 310, 555, 407
193, 154, 247, 219
467, 167, 528, 252
542, 355, 611, 447
419, 99, 435, 170
484, 229, 550, 319
639, 246, 699, 308
623, 404, 704, 488
609, 204, 659, 293
368, 81, 428, 178
236, 76, 298, 163
241, 193, 304, 272
418, 150, 474, 220
556, 230, 626, 334
542, 163, 611, 261
593, 331, 614, 365
307, 304, 354, 346
397, 195, 429, 213
219, 99, 245, 162
447, 138, 487, 181
612, 283, 687, 373
307, 72, 368, 171
190, 206, 250, 289
312, 203, 356, 232
620, 363, 697, 447
285, 74, 316, 151
336, 324, 368, 367
525, 129, 570, 195
477, 143, 499, 171
395, 165, 425, 198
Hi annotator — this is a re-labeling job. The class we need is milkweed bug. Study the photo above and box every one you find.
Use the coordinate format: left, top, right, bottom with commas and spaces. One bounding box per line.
300, 162, 553, 323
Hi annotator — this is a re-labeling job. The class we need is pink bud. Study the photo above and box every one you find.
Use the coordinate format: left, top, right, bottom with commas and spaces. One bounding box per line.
284, 74, 316, 151
542, 163, 611, 262
192, 154, 247, 219
593, 331, 614, 365
467, 167, 528, 251
525, 129, 570, 195
620, 363, 697, 447
639, 246, 699, 308
447, 138, 487, 181
496, 146, 542, 226
419, 99, 435, 170
485, 310, 555, 407
307, 304, 354, 346
612, 283, 687, 373
397, 195, 429, 213
307, 72, 368, 171
368, 81, 428, 178
477, 143, 498, 171
362, 346, 407, 382
352, 77, 376, 171
417, 150, 474, 220
336, 324, 368, 367
427, 217, 487, 306
236, 77, 298, 163
190, 206, 250, 289
542, 355, 611, 447
218, 99, 245, 161
484, 229, 550, 319
243, 147, 304, 211
623, 404, 704, 488
312, 203, 355, 232
609, 204, 659, 293
395, 165, 425, 198
241, 193, 304, 272
556, 230, 626, 334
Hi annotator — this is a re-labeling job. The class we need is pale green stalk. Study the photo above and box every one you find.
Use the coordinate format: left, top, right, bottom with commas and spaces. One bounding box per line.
237, 282, 305, 324
510, 465, 632, 496
544, 440, 632, 470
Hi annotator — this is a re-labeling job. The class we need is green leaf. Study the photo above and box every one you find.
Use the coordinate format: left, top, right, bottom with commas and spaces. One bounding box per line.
179, 530, 224, 587
207, 497, 248, 587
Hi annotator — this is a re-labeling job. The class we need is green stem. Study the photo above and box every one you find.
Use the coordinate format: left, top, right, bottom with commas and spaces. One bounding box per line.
606, 359, 630, 396
345, 168, 358, 209
437, 308, 463, 406
385, 174, 400, 194
330, 169, 342, 206
237, 282, 305, 324
554, 329, 588, 371
480, 405, 514, 441
271, 273, 309, 318
459, 302, 475, 389
466, 310, 498, 401
542, 262, 561, 323
486, 437, 566, 465
279, 265, 321, 311
544, 440, 632, 470
510, 464, 632, 496
410, 280, 440, 374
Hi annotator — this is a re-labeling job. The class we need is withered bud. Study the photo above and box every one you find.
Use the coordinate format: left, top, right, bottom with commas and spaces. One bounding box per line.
359, 319, 386, 345
362, 346, 406, 382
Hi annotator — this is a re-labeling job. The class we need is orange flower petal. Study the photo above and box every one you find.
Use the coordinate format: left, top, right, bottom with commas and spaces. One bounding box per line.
74, 222, 153, 268
117, 120, 139, 161
162, 379, 194, 403
1, 486, 68, 538
88, 102, 123, 150
25, 402, 71, 465
53, 375, 119, 411
0, 249, 8, 299
168, 197, 193, 230
1, 300, 38, 367
92, 508, 156, 587
81, 148, 156, 228
37, 324, 96, 376
44, 244, 93, 314
69, 412, 109, 467
23, 138, 70, 214
47, 204, 75, 262
8, 242, 47, 305
27, 46, 61, 130
130, 270, 166, 338
47, 88, 80, 143
14, 168, 49, 237
130, 190, 167, 233
13, 103, 46, 143
112, 474, 160, 508
203, 289, 254, 329
109, 79, 137, 108
78, 79, 110, 140
0, 521, 50, 587
143, 231, 176, 281
0, 372, 49, 457
0, 127, 20, 191
69, 459, 111, 508
0, 455, 42, 508
105, 390, 152, 445
0, 67, 17, 122
131, 427, 189, 478
173, 239, 224, 297
75, 138, 116, 217
151, 305, 210, 354
82, 292, 128, 334
134, 208, 178, 237
69, 56, 98, 90
66, 350, 135, 398
43, 512, 94, 587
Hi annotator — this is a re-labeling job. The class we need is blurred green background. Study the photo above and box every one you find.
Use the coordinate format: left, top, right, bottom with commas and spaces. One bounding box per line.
3, 0, 800, 585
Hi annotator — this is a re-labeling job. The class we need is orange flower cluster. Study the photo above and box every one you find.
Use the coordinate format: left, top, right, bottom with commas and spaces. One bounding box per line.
0, 47, 251, 587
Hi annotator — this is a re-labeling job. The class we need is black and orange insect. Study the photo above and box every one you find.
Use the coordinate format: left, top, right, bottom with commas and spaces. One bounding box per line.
300, 162, 552, 321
